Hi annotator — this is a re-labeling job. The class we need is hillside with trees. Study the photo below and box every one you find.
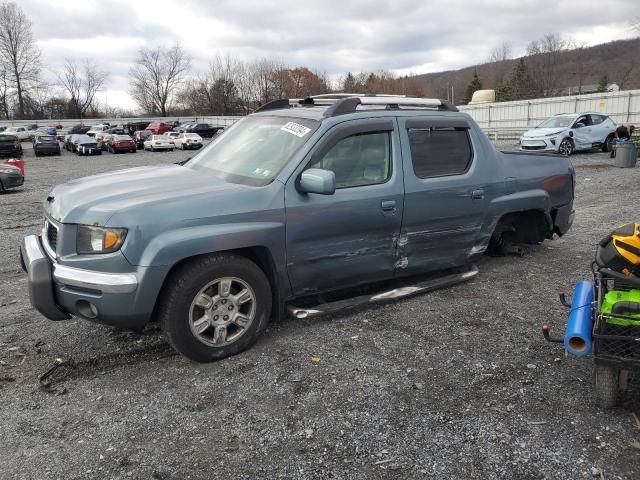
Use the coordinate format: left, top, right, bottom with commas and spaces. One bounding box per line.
413, 36, 640, 104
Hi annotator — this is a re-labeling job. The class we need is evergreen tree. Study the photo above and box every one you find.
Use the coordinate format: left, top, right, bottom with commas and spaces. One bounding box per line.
463, 70, 483, 104
509, 58, 536, 100
495, 78, 512, 102
342, 72, 356, 92
597, 74, 609, 92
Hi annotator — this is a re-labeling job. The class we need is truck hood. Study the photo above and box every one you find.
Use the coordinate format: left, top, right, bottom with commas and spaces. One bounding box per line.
45, 164, 252, 225
522, 127, 565, 139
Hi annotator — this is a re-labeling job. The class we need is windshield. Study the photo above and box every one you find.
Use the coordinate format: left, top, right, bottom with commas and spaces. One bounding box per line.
185, 116, 319, 186
538, 116, 575, 128
0, 134, 16, 142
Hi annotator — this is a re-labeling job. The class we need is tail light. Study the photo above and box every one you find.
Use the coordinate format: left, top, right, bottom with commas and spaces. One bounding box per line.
155, 141, 159, 145
170, 141, 174, 144
186, 139, 191, 143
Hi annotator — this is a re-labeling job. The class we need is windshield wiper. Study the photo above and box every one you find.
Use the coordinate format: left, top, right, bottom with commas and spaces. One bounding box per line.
175, 157, 191, 166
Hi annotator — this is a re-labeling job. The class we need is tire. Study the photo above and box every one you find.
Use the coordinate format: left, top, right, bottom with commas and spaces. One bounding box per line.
594, 364, 618, 408
158, 254, 272, 362
170, 148, 174, 152
602, 134, 614, 153
558, 138, 573, 156
181, 143, 185, 150
35, 151, 40, 157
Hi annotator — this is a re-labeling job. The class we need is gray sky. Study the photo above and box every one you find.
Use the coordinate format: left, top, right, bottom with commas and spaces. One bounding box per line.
26, 0, 638, 109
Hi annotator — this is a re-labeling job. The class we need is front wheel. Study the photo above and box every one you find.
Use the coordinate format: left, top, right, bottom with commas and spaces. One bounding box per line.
158, 254, 272, 362
558, 138, 573, 156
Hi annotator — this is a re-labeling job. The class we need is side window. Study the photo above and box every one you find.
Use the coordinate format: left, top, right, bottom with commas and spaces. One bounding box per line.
310, 131, 391, 189
408, 128, 472, 179
591, 115, 604, 125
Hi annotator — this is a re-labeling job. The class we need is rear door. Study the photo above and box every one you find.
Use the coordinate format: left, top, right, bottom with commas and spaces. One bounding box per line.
284, 118, 404, 296
397, 116, 489, 274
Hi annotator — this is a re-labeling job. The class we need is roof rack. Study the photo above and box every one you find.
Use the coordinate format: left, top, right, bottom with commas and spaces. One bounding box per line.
253, 94, 459, 116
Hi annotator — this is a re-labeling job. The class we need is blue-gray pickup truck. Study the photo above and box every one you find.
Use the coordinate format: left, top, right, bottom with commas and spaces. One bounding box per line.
20, 95, 574, 362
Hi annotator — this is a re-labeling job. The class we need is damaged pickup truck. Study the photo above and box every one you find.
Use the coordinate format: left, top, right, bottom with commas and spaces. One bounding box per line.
20, 95, 574, 362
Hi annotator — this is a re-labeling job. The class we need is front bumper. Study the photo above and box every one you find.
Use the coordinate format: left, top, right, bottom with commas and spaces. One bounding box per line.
520, 137, 558, 152
19, 234, 160, 329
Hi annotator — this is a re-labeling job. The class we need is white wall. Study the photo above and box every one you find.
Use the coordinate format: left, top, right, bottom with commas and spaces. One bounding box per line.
459, 89, 640, 130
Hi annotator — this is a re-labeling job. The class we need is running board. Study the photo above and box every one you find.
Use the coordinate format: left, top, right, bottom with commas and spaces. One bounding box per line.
287, 265, 479, 319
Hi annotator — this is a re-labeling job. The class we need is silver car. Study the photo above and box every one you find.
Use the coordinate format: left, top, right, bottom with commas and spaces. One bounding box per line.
520, 112, 616, 155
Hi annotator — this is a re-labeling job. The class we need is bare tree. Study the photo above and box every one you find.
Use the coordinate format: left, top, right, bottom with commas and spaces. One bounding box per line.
0, 2, 41, 118
526, 33, 571, 96
57, 59, 108, 119
129, 44, 190, 115
489, 42, 512, 63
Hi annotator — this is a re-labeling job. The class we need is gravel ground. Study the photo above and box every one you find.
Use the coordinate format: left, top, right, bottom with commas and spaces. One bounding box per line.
1, 140, 639, 479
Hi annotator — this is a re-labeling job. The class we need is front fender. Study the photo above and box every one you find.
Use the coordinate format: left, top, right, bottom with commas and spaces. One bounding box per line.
129, 222, 286, 269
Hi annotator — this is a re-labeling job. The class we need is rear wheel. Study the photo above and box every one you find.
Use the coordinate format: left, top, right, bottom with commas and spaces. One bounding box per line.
559, 138, 573, 156
158, 254, 272, 362
602, 134, 614, 153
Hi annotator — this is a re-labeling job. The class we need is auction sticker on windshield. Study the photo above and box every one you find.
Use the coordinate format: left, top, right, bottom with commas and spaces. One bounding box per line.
280, 122, 311, 137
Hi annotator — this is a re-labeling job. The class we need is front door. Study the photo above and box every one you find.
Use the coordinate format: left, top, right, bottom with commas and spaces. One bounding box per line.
571, 114, 593, 150
284, 119, 404, 296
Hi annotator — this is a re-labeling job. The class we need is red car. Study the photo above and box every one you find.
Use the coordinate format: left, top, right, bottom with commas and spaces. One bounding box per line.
145, 122, 173, 135
108, 135, 136, 153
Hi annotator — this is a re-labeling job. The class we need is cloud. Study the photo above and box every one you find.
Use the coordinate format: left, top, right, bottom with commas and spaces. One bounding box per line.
18, 0, 638, 108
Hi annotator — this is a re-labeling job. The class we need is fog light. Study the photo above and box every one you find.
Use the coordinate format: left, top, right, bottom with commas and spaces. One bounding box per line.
77, 300, 99, 319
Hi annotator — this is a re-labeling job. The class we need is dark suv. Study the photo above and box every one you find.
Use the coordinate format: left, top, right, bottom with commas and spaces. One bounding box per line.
0, 134, 22, 157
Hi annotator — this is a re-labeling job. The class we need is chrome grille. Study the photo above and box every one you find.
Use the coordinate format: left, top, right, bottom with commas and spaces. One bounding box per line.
44, 219, 58, 253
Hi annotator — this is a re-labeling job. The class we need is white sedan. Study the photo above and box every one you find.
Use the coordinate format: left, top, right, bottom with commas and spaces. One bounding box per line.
143, 135, 175, 151
520, 112, 617, 155
3, 126, 30, 141
174, 133, 203, 150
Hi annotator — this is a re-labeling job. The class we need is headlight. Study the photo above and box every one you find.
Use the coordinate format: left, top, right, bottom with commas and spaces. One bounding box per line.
545, 131, 562, 137
77, 225, 127, 254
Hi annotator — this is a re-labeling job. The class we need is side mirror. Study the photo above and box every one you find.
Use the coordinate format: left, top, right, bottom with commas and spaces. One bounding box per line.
574, 122, 585, 129
299, 168, 336, 195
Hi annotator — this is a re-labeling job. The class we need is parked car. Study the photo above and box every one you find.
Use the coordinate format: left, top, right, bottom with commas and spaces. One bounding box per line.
0, 162, 23, 191
146, 122, 173, 135
29, 127, 49, 141
0, 126, 6, 132
133, 130, 151, 149
89, 124, 110, 133
165, 131, 180, 140
186, 123, 219, 138
173, 123, 194, 133
123, 121, 151, 135
33, 135, 61, 156
0, 134, 22, 157
520, 112, 617, 155
105, 126, 126, 134
75, 135, 101, 156
108, 135, 136, 153
143, 134, 174, 151
20, 94, 576, 362
68, 124, 91, 135
26, 124, 39, 131
49, 123, 63, 130
174, 132, 203, 150
4, 126, 30, 141
65, 134, 95, 152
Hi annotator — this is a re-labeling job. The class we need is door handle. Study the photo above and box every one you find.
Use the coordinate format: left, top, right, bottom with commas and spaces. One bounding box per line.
381, 200, 396, 212
471, 189, 485, 199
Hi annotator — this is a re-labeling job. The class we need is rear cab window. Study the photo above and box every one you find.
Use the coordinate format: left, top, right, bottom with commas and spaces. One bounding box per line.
405, 118, 473, 178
